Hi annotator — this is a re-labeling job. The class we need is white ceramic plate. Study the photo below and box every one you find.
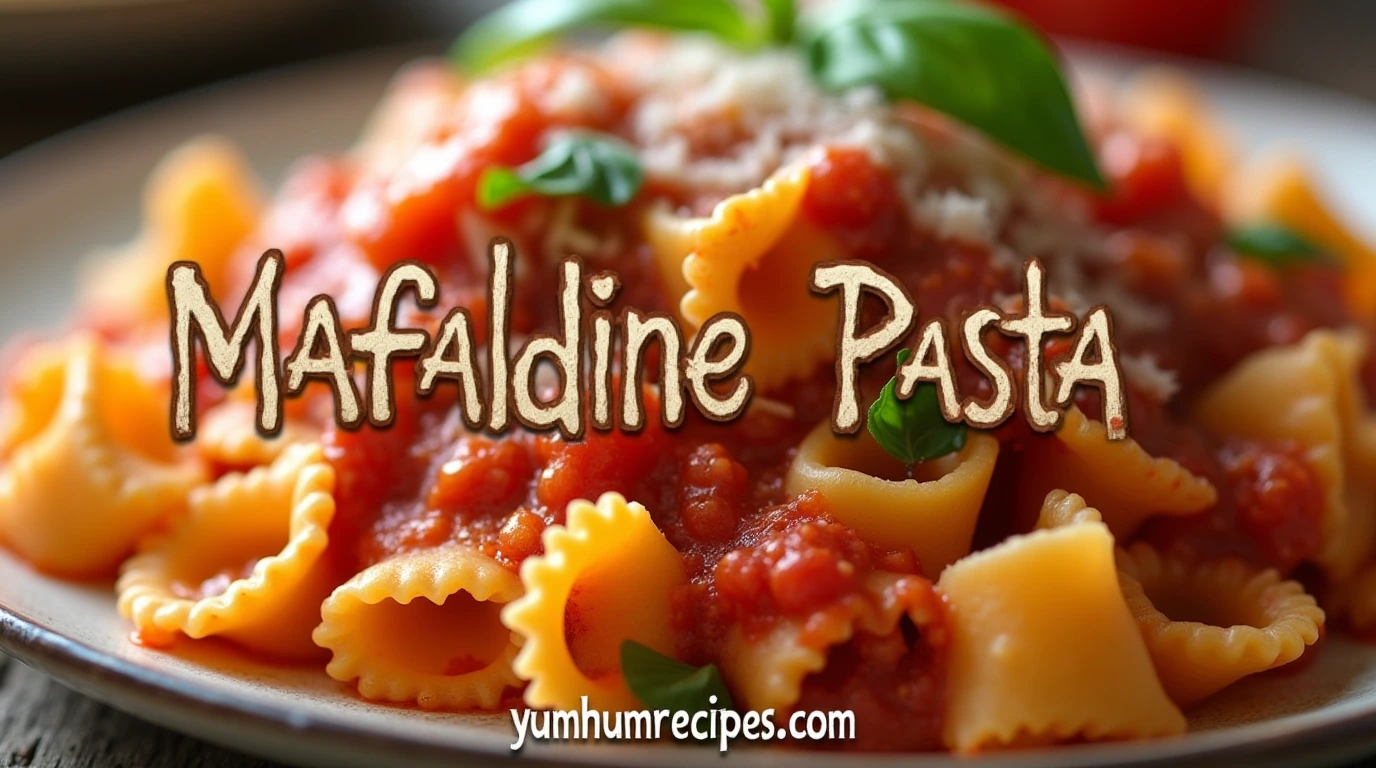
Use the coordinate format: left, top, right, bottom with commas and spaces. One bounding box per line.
4, 41, 1376, 768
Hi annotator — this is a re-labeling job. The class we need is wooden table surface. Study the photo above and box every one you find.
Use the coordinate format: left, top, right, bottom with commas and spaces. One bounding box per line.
6, 646, 1376, 768
0, 653, 278, 768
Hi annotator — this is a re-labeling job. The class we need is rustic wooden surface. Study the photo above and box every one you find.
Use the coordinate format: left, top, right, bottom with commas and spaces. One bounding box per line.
0, 653, 281, 768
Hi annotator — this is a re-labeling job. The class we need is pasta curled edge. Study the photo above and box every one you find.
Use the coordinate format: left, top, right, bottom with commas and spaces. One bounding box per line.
668, 163, 845, 392
502, 492, 687, 711
719, 570, 944, 716
0, 336, 205, 578
1191, 328, 1376, 581
194, 397, 322, 472
313, 546, 525, 710
1035, 489, 1104, 530
82, 136, 263, 330
785, 420, 999, 579
117, 443, 336, 660
1116, 542, 1325, 708
937, 519, 1185, 752
1017, 405, 1216, 538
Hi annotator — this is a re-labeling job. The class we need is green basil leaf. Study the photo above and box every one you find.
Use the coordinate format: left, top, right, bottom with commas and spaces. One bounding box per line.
452, 0, 759, 74
474, 168, 530, 210
477, 132, 644, 210
761, 0, 797, 44
801, 0, 1104, 188
867, 348, 968, 468
621, 640, 733, 712
1226, 223, 1334, 267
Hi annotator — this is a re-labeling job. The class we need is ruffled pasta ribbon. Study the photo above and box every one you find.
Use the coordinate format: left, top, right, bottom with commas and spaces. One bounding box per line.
313, 545, 524, 709
1122, 69, 1234, 207
1017, 405, 1216, 538
118, 443, 336, 660
1191, 328, 1376, 581
938, 493, 1185, 752
785, 420, 999, 579
719, 570, 942, 714
502, 492, 687, 711
0, 337, 204, 577
643, 164, 845, 392
83, 137, 262, 328
195, 395, 321, 472
1116, 543, 1324, 708
1034, 488, 1105, 529
1225, 151, 1376, 321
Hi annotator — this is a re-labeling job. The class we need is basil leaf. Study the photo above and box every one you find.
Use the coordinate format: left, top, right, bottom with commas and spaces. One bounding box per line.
621, 640, 733, 713
868, 349, 968, 469
477, 132, 644, 210
801, 0, 1104, 188
762, 0, 797, 44
1226, 223, 1333, 267
453, 0, 759, 74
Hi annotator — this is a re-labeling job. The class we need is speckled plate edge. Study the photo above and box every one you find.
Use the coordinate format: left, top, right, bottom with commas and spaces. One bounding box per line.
4, 39, 1376, 768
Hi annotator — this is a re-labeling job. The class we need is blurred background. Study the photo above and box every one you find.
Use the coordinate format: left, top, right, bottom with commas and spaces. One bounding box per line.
1, 0, 1375, 159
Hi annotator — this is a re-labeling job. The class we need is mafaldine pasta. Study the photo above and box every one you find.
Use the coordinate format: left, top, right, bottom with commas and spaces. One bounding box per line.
7, 1, 1376, 753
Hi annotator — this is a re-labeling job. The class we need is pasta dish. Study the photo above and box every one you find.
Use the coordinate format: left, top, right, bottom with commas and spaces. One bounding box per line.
2, 0, 1374, 754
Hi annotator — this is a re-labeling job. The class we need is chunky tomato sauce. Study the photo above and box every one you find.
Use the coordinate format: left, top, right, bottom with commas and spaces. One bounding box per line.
175, 57, 1364, 748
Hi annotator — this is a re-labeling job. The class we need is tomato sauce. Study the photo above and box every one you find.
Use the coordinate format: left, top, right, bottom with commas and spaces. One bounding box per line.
246, 66, 1360, 746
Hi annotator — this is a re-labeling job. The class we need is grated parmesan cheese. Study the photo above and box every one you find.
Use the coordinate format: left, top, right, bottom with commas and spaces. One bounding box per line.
1120, 352, 1180, 403
914, 190, 994, 245
616, 36, 1173, 338
539, 66, 611, 119
617, 37, 927, 193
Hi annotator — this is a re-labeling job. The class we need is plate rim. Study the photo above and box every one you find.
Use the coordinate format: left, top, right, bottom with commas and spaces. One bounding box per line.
6, 591, 1376, 768
5, 38, 1376, 768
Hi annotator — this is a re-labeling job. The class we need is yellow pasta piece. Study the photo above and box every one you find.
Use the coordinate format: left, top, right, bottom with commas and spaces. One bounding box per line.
662, 164, 844, 392
1035, 489, 1104, 529
1191, 328, 1376, 581
1122, 68, 1234, 206
313, 546, 524, 710
0, 337, 204, 578
784, 420, 999, 578
118, 444, 336, 660
1116, 542, 1324, 708
502, 492, 686, 711
640, 203, 697, 311
938, 521, 1185, 752
1017, 405, 1216, 538
195, 398, 321, 471
83, 137, 263, 327
0, 341, 69, 457
720, 570, 942, 714
1224, 151, 1376, 320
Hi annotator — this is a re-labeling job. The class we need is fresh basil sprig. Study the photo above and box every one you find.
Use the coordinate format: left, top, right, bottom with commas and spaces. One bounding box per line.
801, 0, 1103, 188
868, 349, 968, 474
621, 640, 733, 713
477, 132, 644, 210
1226, 223, 1333, 267
453, 0, 761, 74
761, 0, 797, 45
452, 0, 1104, 188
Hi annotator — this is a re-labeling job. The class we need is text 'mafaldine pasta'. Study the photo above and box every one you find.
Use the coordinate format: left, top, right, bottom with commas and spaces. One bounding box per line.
167, 239, 1127, 442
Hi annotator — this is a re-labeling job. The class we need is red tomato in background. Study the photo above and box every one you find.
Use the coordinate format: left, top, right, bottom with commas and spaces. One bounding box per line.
992, 0, 1255, 58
